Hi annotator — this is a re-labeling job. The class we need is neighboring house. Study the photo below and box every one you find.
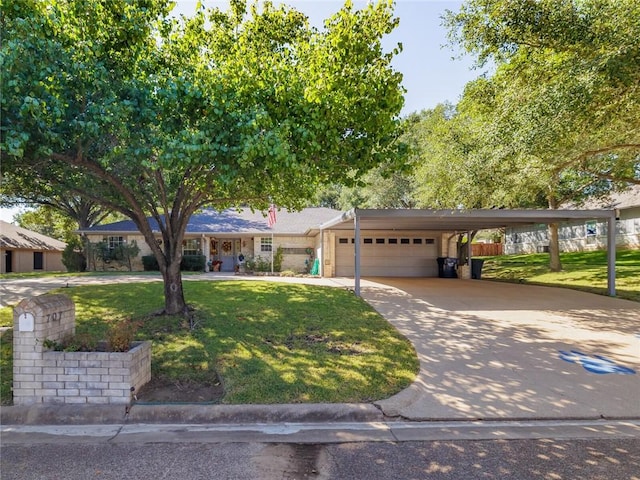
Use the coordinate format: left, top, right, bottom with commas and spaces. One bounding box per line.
0, 220, 67, 274
504, 186, 640, 254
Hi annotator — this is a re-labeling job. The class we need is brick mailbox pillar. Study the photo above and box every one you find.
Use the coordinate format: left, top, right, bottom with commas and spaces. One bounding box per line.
13, 294, 150, 406
13, 295, 75, 405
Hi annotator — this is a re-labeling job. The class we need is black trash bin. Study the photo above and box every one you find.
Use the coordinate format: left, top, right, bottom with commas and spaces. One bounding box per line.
471, 258, 485, 279
443, 257, 458, 278
436, 257, 446, 278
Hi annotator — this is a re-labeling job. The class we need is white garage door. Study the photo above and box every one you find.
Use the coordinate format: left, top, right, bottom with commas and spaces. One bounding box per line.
335, 234, 439, 277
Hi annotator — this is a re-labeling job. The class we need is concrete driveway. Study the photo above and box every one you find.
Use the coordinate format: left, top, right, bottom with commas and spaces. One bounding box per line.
363, 278, 640, 421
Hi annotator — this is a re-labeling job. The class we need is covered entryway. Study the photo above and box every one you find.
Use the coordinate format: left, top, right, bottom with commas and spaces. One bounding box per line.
211, 238, 242, 273
321, 208, 618, 296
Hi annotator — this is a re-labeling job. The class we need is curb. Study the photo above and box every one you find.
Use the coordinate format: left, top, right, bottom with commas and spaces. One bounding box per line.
0, 403, 385, 426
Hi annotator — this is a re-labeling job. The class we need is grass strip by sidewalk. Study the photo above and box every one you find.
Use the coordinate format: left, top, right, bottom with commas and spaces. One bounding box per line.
0, 281, 419, 405
480, 249, 640, 302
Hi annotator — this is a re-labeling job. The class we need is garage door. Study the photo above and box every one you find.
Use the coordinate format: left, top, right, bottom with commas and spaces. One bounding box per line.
335, 234, 439, 277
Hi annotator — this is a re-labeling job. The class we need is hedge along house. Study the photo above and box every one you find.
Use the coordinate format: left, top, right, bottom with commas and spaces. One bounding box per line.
78, 208, 342, 274
0, 220, 66, 274
504, 186, 640, 254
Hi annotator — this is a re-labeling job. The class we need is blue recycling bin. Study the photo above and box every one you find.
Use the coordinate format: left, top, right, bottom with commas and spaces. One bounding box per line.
437, 257, 458, 278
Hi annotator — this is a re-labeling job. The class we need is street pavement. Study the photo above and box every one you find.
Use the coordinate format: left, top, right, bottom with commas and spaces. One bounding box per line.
2, 434, 639, 479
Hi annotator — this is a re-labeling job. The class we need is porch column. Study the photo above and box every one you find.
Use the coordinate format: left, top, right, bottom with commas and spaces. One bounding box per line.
202, 235, 210, 272
607, 214, 616, 296
354, 212, 361, 297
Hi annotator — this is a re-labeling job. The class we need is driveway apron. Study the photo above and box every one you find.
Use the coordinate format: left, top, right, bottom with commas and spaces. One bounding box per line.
364, 278, 640, 421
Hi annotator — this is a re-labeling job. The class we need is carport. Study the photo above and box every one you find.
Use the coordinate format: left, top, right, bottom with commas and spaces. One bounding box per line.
320, 208, 618, 297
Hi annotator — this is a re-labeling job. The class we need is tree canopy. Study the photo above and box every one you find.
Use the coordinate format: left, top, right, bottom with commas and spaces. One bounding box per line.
444, 0, 640, 197
1, 0, 406, 314
401, 0, 640, 271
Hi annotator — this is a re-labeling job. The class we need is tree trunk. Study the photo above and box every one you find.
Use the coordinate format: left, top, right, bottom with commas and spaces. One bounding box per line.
548, 222, 562, 272
161, 259, 187, 315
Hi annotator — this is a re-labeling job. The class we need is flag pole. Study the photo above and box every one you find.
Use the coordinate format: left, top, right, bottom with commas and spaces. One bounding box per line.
267, 203, 276, 274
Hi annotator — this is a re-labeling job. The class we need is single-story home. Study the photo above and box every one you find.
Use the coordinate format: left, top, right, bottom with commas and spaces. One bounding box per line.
0, 220, 67, 274
78, 206, 620, 295
504, 186, 640, 254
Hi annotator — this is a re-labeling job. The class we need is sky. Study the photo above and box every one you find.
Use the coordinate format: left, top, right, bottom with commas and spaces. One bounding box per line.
1, 0, 482, 223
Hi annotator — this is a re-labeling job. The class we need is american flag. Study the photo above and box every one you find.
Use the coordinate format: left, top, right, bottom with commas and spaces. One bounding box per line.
267, 204, 277, 228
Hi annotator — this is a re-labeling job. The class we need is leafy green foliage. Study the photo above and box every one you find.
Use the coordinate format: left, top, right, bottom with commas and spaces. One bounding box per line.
62, 236, 87, 272
87, 240, 140, 271
444, 0, 640, 196
180, 255, 206, 272
2, 0, 405, 314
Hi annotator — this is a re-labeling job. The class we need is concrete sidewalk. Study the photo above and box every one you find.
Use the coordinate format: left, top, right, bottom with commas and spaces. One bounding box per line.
1, 274, 639, 425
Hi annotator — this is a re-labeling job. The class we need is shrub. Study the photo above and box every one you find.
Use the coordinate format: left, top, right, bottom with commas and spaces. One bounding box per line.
245, 255, 271, 272
42, 332, 99, 352
273, 246, 283, 272
62, 236, 86, 272
107, 319, 141, 352
181, 255, 206, 271
142, 255, 160, 271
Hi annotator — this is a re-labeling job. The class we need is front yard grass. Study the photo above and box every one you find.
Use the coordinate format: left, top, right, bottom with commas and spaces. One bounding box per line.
0, 281, 419, 405
481, 249, 640, 302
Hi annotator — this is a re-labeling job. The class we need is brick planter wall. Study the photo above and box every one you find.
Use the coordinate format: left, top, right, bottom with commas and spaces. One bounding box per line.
39, 341, 151, 405
13, 295, 151, 405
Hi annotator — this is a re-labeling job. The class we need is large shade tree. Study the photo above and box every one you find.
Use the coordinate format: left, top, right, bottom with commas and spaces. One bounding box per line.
440, 0, 640, 270
2, 0, 405, 314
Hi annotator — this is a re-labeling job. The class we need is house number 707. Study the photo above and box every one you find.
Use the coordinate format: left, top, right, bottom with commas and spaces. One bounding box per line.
46, 312, 63, 322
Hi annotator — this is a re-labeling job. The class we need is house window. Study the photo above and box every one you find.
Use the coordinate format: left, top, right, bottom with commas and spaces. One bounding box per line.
413, 238, 423, 244
376, 238, 385, 244
183, 239, 200, 255
106, 236, 125, 249
363, 238, 373, 244
425, 238, 435, 245
585, 221, 597, 237
260, 237, 272, 252
388, 238, 398, 244
338, 238, 349, 244
400, 238, 410, 244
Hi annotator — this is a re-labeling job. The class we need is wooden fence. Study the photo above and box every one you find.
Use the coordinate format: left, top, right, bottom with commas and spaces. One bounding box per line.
471, 243, 503, 256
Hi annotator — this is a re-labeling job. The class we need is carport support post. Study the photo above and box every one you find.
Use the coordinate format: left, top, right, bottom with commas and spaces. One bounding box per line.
607, 214, 616, 297
354, 212, 361, 297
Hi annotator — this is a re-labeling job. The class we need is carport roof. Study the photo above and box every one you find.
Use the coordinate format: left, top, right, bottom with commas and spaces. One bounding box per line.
320, 208, 618, 298
319, 208, 616, 232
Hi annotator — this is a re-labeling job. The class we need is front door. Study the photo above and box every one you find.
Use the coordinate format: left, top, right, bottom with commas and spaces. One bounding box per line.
219, 239, 240, 272
5, 250, 13, 273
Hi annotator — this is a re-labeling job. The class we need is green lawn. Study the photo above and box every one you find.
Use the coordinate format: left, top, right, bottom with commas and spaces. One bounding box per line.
0, 281, 419, 405
480, 249, 640, 302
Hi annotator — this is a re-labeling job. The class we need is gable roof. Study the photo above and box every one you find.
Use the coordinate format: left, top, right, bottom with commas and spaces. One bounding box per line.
566, 186, 640, 210
0, 221, 66, 251
78, 207, 342, 236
